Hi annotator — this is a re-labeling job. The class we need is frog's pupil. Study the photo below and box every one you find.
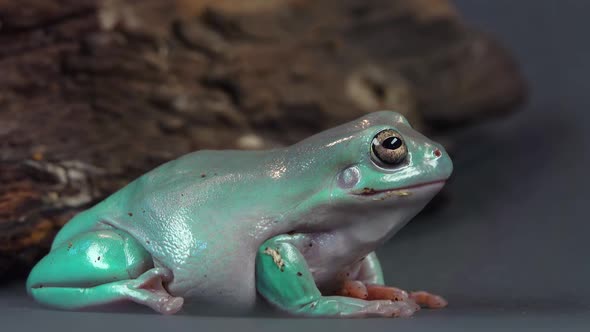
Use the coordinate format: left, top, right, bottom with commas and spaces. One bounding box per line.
382, 136, 402, 150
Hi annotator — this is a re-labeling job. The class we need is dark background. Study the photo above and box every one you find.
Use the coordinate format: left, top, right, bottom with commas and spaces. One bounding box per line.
2, 1, 589, 330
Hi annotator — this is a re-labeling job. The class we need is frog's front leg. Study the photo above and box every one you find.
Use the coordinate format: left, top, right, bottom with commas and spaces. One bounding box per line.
255, 236, 419, 318
26, 229, 184, 314
338, 252, 447, 309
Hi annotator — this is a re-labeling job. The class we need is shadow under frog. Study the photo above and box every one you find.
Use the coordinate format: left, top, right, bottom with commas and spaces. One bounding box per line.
26, 111, 453, 318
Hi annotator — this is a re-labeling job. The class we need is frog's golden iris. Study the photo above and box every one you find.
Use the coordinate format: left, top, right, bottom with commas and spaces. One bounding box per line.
371, 129, 408, 166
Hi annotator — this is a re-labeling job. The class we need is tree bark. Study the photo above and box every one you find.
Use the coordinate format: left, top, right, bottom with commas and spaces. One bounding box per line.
0, 0, 526, 280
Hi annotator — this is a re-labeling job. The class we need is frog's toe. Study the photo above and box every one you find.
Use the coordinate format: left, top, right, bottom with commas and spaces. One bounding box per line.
409, 291, 447, 309
365, 284, 409, 301
160, 296, 184, 315
134, 291, 184, 315
339, 280, 368, 299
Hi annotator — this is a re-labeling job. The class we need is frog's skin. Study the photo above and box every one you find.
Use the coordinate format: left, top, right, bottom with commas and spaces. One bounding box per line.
27, 111, 452, 317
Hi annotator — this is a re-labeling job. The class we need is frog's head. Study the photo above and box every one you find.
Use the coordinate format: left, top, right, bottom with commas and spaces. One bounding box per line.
330, 111, 452, 202
289, 111, 452, 236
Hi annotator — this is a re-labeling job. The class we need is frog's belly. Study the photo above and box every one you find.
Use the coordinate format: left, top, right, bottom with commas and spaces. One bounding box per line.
163, 249, 259, 311
105, 218, 261, 311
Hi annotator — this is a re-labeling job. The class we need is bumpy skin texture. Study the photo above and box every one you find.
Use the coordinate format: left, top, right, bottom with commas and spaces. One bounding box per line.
26, 111, 453, 317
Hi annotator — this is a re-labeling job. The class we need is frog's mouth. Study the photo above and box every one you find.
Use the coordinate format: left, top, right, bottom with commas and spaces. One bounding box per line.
351, 180, 446, 196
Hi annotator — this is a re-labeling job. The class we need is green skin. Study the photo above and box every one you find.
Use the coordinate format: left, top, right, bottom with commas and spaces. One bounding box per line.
27, 111, 453, 317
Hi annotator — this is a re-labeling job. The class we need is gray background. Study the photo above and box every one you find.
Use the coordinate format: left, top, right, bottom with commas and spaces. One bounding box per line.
2, 1, 589, 331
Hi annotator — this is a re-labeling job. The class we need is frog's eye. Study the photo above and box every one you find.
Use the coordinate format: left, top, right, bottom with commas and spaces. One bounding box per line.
371, 129, 408, 166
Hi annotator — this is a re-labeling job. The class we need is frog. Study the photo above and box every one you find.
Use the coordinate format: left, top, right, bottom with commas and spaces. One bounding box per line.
26, 110, 453, 318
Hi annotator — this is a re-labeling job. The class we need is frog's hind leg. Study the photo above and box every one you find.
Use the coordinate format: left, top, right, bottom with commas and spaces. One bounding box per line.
26, 229, 184, 314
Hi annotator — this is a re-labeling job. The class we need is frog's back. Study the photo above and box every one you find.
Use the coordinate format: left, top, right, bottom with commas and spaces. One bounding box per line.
49, 157, 179, 249
55, 148, 263, 243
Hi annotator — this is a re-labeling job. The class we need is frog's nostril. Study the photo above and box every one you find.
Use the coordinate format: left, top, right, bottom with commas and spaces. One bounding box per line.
433, 149, 442, 157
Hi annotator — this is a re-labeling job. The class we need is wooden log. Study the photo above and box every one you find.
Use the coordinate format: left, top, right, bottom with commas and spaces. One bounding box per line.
0, 0, 526, 280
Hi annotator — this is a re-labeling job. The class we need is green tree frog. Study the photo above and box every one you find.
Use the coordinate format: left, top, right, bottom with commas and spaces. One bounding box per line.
27, 111, 453, 317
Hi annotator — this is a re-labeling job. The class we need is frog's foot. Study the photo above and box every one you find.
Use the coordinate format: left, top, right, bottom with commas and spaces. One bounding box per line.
339, 282, 446, 309
124, 268, 184, 315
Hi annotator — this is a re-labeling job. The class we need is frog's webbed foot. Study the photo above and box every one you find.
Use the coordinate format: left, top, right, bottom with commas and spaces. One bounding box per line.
124, 268, 184, 315
338, 281, 447, 309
